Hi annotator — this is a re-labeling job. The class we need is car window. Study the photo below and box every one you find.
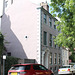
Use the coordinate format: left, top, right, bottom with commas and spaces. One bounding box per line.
61, 66, 70, 68
10, 65, 31, 70
33, 65, 48, 70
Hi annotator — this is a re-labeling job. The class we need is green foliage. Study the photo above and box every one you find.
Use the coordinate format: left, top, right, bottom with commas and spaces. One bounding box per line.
50, 0, 75, 51
5, 56, 19, 75
0, 32, 4, 57
69, 53, 75, 62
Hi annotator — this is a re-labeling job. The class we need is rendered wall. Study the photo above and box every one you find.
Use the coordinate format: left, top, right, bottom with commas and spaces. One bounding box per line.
1, 0, 41, 63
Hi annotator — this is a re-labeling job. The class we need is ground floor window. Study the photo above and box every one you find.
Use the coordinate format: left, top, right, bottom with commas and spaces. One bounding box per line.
50, 67, 53, 72
54, 66, 57, 72
58, 54, 61, 64
49, 52, 52, 64
54, 53, 57, 64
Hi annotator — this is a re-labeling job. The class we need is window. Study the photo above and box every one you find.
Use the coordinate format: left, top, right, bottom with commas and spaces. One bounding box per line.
54, 53, 57, 64
58, 54, 61, 64
50, 67, 53, 71
10, 65, 31, 70
49, 34, 53, 47
50, 52, 52, 64
54, 44, 57, 48
49, 17, 52, 27
44, 14, 47, 24
43, 31, 47, 45
7, 52, 11, 56
54, 66, 57, 72
54, 36, 57, 48
54, 25, 56, 29
54, 20, 56, 29
33, 65, 47, 70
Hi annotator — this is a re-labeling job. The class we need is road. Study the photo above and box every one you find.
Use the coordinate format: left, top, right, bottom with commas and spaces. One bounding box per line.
55, 72, 58, 75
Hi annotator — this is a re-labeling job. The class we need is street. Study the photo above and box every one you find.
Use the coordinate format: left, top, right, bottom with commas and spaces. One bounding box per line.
55, 72, 58, 75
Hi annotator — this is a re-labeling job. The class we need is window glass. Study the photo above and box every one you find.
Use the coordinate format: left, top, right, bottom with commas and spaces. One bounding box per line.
43, 31, 47, 45
54, 25, 56, 29
44, 14, 47, 24
33, 65, 47, 70
49, 17, 52, 27
58, 54, 61, 64
54, 20, 56, 29
50, 52, 52, 64
54, 53, 57, 64
49, 34, 52, 47
61, 66, 70, 68
10, 65, 31, 70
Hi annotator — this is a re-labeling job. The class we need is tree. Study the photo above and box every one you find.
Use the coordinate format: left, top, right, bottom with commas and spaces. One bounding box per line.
69, 53, 75, 62
0, 32, 4, 74
0, 32, 4, 57
50, 0, 75, 52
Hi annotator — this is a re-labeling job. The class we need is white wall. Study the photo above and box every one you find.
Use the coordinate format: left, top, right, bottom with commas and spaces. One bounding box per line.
1, 0, 41, 63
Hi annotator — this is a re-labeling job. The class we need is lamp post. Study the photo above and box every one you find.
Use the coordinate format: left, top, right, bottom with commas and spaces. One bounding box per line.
3, 55, 6, 75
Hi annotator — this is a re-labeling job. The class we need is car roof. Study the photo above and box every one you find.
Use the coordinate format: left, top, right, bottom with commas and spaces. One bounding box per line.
12, 63, 42, 66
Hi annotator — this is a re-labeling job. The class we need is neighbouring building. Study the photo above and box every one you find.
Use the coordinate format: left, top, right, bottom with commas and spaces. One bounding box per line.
62, 48, 69, 65
1, 0, 63, 72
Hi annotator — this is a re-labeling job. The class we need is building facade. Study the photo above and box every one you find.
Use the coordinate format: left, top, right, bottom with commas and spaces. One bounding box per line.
40, 2, 61, 71
1, 0, 62, 72
62, 48, 69, 65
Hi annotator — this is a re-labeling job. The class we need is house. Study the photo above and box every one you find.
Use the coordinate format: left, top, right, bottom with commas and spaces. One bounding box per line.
62, 48, 69, 65
1, 0, 62, 72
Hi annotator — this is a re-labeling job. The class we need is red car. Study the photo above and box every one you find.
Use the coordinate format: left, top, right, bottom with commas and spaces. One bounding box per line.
8, 64, 54, 75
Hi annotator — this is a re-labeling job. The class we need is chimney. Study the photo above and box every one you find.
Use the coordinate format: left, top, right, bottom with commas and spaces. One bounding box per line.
40, 2, 49, 12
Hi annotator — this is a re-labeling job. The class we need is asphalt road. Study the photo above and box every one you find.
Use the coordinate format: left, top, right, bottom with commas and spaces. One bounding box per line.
55, 73, 75, 75
55, 72, 58, 75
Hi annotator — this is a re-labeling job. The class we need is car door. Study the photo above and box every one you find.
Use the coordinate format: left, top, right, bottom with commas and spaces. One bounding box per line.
32, 64, 50, 75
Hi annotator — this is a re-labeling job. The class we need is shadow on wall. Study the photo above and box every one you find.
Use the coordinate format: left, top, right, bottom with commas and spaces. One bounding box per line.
1, 14, 27, 59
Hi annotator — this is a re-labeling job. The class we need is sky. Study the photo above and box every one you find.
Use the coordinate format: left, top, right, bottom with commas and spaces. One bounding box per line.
0, 0, 4, 16
30, 0, 51, 5
0, 0, 51, 16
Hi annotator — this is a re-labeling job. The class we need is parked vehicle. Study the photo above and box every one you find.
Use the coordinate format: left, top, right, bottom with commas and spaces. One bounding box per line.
8, 64, 54, 75
58, 65, 75, 75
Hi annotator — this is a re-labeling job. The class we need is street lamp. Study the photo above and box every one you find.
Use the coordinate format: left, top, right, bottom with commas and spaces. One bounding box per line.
3, 55, 6, 75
